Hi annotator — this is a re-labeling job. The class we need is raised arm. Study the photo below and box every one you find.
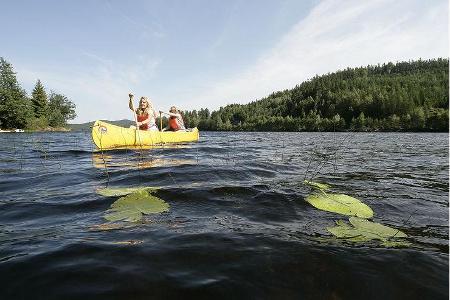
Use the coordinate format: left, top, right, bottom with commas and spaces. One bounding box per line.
167, 112, 181, 118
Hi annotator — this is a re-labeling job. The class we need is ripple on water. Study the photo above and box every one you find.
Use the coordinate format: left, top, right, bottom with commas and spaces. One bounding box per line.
0, 132, 448, 299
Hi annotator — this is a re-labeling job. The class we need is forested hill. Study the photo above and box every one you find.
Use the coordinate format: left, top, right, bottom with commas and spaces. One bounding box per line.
183, 58, 449, 132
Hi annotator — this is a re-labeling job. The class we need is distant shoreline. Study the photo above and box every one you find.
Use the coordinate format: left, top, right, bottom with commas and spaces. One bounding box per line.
66, 120, 448, 133
0, 127, 71, 133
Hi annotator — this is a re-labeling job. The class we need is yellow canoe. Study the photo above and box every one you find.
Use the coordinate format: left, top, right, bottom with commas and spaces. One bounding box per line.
91, 120, 199, 150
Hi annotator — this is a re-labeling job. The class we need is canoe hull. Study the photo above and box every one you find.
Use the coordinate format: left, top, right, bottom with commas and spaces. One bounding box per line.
91, 120, 199, 150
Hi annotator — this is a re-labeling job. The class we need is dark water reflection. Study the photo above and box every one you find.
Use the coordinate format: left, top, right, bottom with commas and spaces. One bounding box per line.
0, 131, 448, 299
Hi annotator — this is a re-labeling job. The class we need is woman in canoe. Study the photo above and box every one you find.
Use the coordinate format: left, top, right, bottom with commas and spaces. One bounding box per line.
161, 106, 186, 131
133, 96, 158, 131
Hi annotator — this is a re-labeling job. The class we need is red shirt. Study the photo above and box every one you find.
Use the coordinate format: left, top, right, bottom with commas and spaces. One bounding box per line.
169, 116, 181, 131
137, 114, 149, 130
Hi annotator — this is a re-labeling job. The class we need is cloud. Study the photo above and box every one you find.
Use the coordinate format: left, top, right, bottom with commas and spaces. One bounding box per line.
185, 0, 448, 110
13, 0, 447, 122
16, 53, 160, 122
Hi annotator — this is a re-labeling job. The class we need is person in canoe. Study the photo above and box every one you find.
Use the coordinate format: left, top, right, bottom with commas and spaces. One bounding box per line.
160, 106, 186, 131
129, 94, 158, 131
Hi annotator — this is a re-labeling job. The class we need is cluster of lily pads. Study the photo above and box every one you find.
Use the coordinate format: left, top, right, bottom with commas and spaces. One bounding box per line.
303, 180, 410, 247
97, 187, 169, 222
95, 181, 410, 247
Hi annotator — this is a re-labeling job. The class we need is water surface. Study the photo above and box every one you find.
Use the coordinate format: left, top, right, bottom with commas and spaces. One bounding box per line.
0, 131, 448, 299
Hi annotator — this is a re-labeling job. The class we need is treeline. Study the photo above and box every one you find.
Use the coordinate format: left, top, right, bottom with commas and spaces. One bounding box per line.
0, 57, 76, 130
182, 58, 448, 132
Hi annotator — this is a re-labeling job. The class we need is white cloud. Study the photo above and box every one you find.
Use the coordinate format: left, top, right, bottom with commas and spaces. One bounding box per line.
16, 53, 160, 123
13, 0, 448, 122
185, 0, 448, 110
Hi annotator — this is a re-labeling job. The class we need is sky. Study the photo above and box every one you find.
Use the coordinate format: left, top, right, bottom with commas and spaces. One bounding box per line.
1, 0, 448, 123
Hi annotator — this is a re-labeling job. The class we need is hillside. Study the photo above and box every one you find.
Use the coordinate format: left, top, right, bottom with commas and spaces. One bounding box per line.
182, 58, 449, 132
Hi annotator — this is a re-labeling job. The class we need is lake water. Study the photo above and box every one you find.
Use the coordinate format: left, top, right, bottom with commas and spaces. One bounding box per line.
0, 131, 448, 299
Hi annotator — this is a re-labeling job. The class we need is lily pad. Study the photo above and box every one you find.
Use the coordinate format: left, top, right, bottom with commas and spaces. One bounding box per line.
104, 190, 169, 222
97, 186, 159, 197
349, 217, 407, 239
105, 209, 143, 222
303, 180, 330, 191
326, 220, 372, 242
327, 217, 409, 247
305, 192, 373, 218
381, 240, 412, 248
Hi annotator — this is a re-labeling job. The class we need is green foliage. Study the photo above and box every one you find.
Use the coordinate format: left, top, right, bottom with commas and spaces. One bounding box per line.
27, 116, 49, 130
349, 217, 407, 238
327, 217, 410, 247
47, 91, 76, 127
0, 57, 76, 130
104, 190, 169, 222
303, 180, 411, 248
31, 79, 48, 118
0, 57, 33, 129
303, 180, 330, 191
183, 58, 448, 132
305, 192, 374, 218
97, 186, 159, 197
352, 112, 366, 130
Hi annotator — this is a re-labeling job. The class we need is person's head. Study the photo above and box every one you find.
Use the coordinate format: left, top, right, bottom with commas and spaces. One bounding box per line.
170, 106, 177, 113
137, 97, 152, 114
139, 97, 150, 108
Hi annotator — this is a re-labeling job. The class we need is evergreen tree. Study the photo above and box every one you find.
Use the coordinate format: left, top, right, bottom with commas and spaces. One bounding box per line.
31, 79, 48, 118
0, 57, 32, 129
47, 92, 77, 127
354, 112, 366, 130
410, 107, 425, 130
184, 58, 448, 132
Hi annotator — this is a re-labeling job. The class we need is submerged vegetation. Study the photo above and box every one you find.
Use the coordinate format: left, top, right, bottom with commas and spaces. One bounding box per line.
327, 218, 410, 247
303, 180, 409, 247
0, 57, 76, 130
303, 180, 330, 191
97, 186, 159, 197
95, 179, 410, 248
182, 58, 448, 132
305, 193, 374, 218
100, 189, 169, 222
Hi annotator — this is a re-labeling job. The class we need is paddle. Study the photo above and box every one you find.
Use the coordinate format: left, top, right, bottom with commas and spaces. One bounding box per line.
128, 93, 138, 128
128, 93, 142, 146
